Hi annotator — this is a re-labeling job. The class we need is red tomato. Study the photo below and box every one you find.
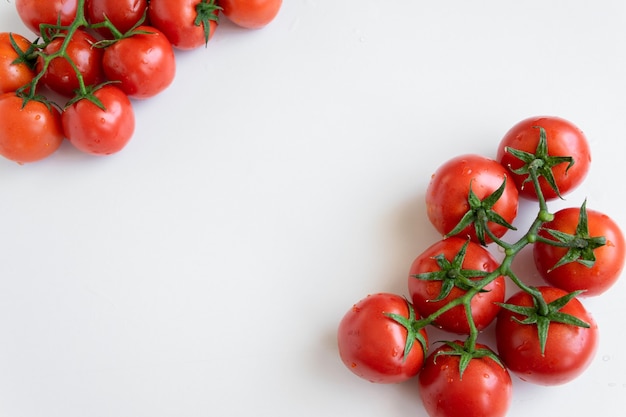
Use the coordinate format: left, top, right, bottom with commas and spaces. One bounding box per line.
15, 0, 78, 34
102, 26, 176, 99
218, 0, 282, 29
61, 85, 135, 155
495, 286, 598, 385
0, 32, 36, 94
85, 0, 149, 39
0, 92, 64, 164
337, 293, 428, 383
533, 206, 625, 296
497, 116, 591, 201
426, 154, 519, 244
36, 29, 104, 97
418, 342, 512, 417
408, 237, 505, 334
149, 0, 220, 50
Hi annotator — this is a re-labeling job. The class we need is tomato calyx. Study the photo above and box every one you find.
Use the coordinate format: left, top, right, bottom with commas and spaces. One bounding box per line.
7, 32, 38, 70
195, 0, 222, 47
433, 340, 504, 379
91, 12, 153, 48
384, 298, 429, 360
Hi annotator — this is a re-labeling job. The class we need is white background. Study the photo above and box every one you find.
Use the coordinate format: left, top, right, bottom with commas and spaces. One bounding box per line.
1, 1, 626, 416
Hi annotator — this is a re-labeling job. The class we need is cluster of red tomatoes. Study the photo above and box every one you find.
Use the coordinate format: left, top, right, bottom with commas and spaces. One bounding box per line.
0, 0, 281, 164
337, 116, 625, 417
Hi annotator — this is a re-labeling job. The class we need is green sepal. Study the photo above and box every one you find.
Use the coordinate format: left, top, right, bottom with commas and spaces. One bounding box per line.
385, 298, 428, 361
433, 341, 504, 380
195, 0, 222, 47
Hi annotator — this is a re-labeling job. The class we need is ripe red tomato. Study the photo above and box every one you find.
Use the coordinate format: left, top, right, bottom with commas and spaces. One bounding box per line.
15, 0, 78, 34
102, 26, 176, 99
408, 237, 505, 334
497, 116, 591, 201
149, 0, 220, 50
0, 93, 64, 164
61, 85, 135, 155
218, 0, 282, 29
426, 154, 519, 244
36, 29, 104, 97
85, 0, 149, 39
418, 342, 512, 417
337, 293, 428, 383
495, 286, 598, 385
533, 206, 625, 296
0, 32, 36, 94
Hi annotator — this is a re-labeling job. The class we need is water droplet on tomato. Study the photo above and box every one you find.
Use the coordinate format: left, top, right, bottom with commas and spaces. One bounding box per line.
350, 362, 357, 368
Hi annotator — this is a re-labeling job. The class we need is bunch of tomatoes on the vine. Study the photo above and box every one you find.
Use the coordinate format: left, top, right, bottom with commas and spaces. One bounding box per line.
337, 116, 625, 417
0, 0, 282, 164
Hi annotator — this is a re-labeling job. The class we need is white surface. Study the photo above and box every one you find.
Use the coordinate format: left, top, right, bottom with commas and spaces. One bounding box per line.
1, 1, 626, 416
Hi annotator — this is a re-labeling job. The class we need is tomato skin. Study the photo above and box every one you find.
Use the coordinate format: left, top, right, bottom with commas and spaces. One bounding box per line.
61, 85, 135, 155
533, 207, 625, 296
408, 237, 505, 334
15, 0, 78, 34
337, 293, 428, 384
218, 0, 282, 29
0, 92, 64, 164
149, 0, 219, 50
85, 0, 149, 39
425, 154, 519, 243
418, 342, 512, 417
495, 286, 598, 386
102, 26, 176, 99
0, 32, 36, 94
497, 116, 591, 200
36, 29, 104, 97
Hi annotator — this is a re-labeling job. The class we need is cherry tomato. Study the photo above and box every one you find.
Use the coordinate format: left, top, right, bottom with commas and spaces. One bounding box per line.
85, 0, 149, 39
15, 0, 78, 35
0, 92, 64, 164
61, 85, 135, 155
102, 26, 176, 99
149, 0, 220, 50
337, 293, 428, 383
533, 206, 625, 296
218, 0, 282, 29
425, 154, 519, 244
408, 237, 505, 334
495, 286, 598, 386
497, 116, 591, 201
0, 32, 36, 94
36, 29, 104, 97
418, 342, 512, 417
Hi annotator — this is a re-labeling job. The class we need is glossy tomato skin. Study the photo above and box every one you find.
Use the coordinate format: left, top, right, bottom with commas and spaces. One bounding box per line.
62, 85, 135, 155
0, 32, 36, 94
426, 154, 519, 243
337, 293, 428, 383
15, 0, 78, 34
0, 92, 64, 163
85, 0, 149, 39
418, 342, 512, 417
149, 0, 219, 50
218, 0, 282, 29
102, 25, 176, 99
408, 237, 505, 334
534, 207, 625, 296
495, 286, 598, 385
497, 116, 591, 200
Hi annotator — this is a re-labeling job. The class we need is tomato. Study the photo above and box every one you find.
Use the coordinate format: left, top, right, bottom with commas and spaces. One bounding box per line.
408, 237, 505, 334
218, 0, 282, 29
15, 0, 78, 35
337, 293, 428, 384
533, 205, 625, 296
0, 32, 36, 94
425, 154, 519, 244
102, 26, 176, 99
418, 342, 512, 417
85, 0, 149, 39
0, 93, 64, 164
61, 85, 135, 155
149, 0, 220, 50
36, 29, 104, 97
495, 286, 598, 385
497, 116, 591, 201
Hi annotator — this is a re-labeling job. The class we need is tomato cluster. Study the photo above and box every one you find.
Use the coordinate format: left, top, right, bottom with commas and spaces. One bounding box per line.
0, 0, 282, 164
337, 116, 625, 417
